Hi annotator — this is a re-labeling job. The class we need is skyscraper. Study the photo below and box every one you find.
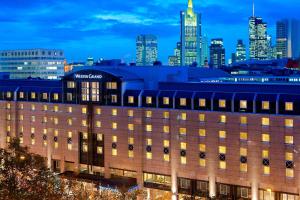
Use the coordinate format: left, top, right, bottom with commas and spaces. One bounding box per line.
209, 39, 225, 68
168, 42, 181, 66
235, 40, 246, 62
277, 19, 300, 59
249, 2, 268, 60
136, 34, 158, 66
180, 0, 202, 66
201, 35, 209, 66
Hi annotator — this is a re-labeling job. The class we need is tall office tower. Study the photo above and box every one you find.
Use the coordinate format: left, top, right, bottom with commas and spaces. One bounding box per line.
235, 40, 247, 62
209, 39, 225, 68
0, 49, 65, 79
168, 42, 181, 66
180, 0, 202, 66
267, 35, 277, 60
249, 2, 268, 60
136, 34, 158, 66
201, 35, 209, 66
277, 19, 300, 59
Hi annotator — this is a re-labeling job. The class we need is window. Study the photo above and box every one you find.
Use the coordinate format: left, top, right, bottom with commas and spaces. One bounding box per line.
262, 118, 270, 126
146, 125, 152, 132
112, 109, 117, 116
180, 142, 187, 165
262, 150, 269, 158
68, 107, 73, 113
199, 144, 206, 167
97, 134, 103, 141
128, 109, 134, 117
67, 118, 72, 125
146, 97, 152, 104
19, 92, 24, 99
31, 92, 36, 99
145, 110, 152, 118
81, 107, 87, 114
180, 98, 187, 106
112, 122, 118, 130
199, 114, 205, 122
128, 96, 134, 104
128, 137, 134, 158
285, 119, 293, 128
67, 81, 75, 88
219, 99, 226, 108
286, 168, 294, 178
81, 82, 90, 101
262, 101, 270, 110
112, 136, 117, 142
96, 108, 101, 115
285, 136, 293, 145
219, 161, 226, 169
163, 112, 170, 119
199, 129, 206, 137
163, 97, 170, 105
163, 140, 170, 162
42, 93, 48, 100
163, 126, 170, 133
220, 115, 226, 123
54, 105, 59, 112
81, 120, 87, 127
53, 93, 59, 100
199, 99, 206, 107
111, 95, 118, 103
128, 124, 134, 131
219, 146, 226, 154
240, 148, 247, 172
179, 128, 186, 135
264, 166, 270, 175
240, 132, 248, 141
240, 100, 247, 109
285, 102, 293, 111
181, 113, 187, 120
219, 131, 226, 139
6, 92, 11, 98
106, 82, 117, 89
240, 116, 247, 125
67, 93, 73, 101
31, 104, 36, 111
43, 105, 48, 111
97, 147, 103, 154
262, 134, 270, 143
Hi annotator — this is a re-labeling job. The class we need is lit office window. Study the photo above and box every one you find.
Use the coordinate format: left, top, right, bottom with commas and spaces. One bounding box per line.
199, 114, 205, 122
179, 128, 187, 135
262, 134, 270, 143
220, 115, 226, 123
19, 115, 24, 121
145, 110, 152, 118
163, 97, 170, 105
199, 144, 206, 167
181, 113, 187, 120
219, 99, 226, 108
286, 168, 294, 178
240, 100, 247, 109
199, 129, 206, 137
128, 124, 134, 131
180, 98, 187, 106
128, 96, 134, 104
96, 133, 103, 141
111, 95, 118, 103
240, 116, 247, 125
180, 142, 187, 165
146, 125, 152, 132
219, 131, 226, 139
81, 107, 87, 114
67, 81, 75, 88
163, 126, 170, 133
199, 99, 206, 107
112, 109, 117, 116
163, 140, 170, 162
219, 146, 226, 154
262, 101, 270, 110
146, 97, 152, 104
163, 112, 170, 119
128, 109, 134, 117
31, 127, 35, 134
240, 132, 248, 141
112, 122, 118, 130
285, 119, 294, 128
285, 102, 293, 111
285, 136, 294, 145
262, 118, 270, 126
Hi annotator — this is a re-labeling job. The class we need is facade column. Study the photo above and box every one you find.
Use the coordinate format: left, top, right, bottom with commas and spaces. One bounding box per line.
209, 175, 216, 198
171, 169, 177, 200
251, 181, 259, 200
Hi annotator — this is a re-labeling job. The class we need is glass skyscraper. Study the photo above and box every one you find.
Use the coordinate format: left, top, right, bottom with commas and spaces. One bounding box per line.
136, 34, 158, 66
235, 40, 246, 62
0, 49, 65, 79
209, 39, 225, 68
180, 0, 202, 66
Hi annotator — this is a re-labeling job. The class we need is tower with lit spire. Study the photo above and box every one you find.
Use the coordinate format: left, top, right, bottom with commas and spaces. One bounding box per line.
180, 0, 202, 66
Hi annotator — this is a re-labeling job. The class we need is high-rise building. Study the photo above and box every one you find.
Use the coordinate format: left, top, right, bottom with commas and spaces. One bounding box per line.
276, 19, 300, 59
0, 49, 65, 79
201, 35, 209, 66
235, 40, 246, 62
180, 0, 202, 66
136, 34, 158, 66
267, 35, 277, 60
249, 2, 268, 60
209, 39, 225, 68
168, 42, 181, 66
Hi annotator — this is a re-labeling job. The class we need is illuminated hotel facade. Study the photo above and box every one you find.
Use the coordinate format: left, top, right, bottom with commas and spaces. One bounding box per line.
0, 66, 300, 200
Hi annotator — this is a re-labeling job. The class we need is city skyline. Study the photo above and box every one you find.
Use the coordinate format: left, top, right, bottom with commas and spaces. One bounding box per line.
0, 0, 299, 64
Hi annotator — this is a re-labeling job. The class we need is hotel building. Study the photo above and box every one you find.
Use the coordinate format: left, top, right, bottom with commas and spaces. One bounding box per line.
0, 66, 300, 200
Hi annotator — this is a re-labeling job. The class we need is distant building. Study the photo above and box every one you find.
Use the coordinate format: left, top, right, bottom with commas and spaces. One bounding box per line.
64, 62, 85, 73
168, 42, 181, 66
201, 35, 209, 66
0, 49, 65, 79
86, 57, 94, 66
136, 34, 158, 66
180, 0, 202, 66
267, 35, 277, 60
276, 19, 300, 59
209, 39, 225, 68
235, 40, 246, 62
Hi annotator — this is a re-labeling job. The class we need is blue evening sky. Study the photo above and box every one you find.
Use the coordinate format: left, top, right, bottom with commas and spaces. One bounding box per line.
0, 0, 299, 64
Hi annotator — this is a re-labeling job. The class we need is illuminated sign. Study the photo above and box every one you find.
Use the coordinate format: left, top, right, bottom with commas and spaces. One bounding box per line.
74, 74, 103, 79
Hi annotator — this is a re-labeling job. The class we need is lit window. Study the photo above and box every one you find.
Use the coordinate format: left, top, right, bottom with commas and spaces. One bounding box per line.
82, 132, 88, 139
128, 150, 134, 158
31, 92, 36, 99
181, 156, 187, 165
31, 104, 35, 111
199, 129, 206, 137
240, 100, 247, 109
128, 96, 134, 104
199, 114, 205, 122
6, 103, 11, 109
286, 152, 293, 161
147, 138, 152, 146
199, 144, 206, 152
285, 102, 293, 111
31, 138, 35, 145
128, 110, 134, 117
68, 131, 72, 138
128, 124, 134, 131
81, 120, 87, 127
240, 116, 247, 125
262, 118, 270, 126
145, 110, 152, 118
219, 99, 226, 108
31, 127, 35, 134
181, 113, 187, 120
180, 98, 187, 106
240, 132, 248, 140
43, 105, 48, 111
42, 93, 48, 100
54, 105, 59, 112
163, 112, 170, 119
199, 99, 206, 107
112, 136, 117, 143
163, 126, 170, 133
285, 119, 293, 128
164, 154, 170, 162
67, 118, 72, 126
68, 107, 73, 113
66, 93, 73, 101
181, 142, 187, 150
19, 92, 24, 99
112, 149, 117, 156
97, 134, 103, 141
262, 134, 270, 143
262, 101, 270, 110
264, 166, 270, 175
163, 97, 170, 105
219, 146, 226, 154
146, 96, 152, 104
111, 95, 118, 103
96, 121, 101, 128
97, 147, 103, 154
96, 108, 101, 115
53, 93, 59, 100
82, 107, 87, 114
240, 148, 247, 156
106, 82, 117, 89
219, 131, 226, 139
285, 136, 293, 145
146, 125, 152, 132
286, 169, 294, 178
112, 122, 118, 130
112, 109, 117, 116
146, 152, 152, 159
220, 115, 226, 123
128, 137, 134, 144
67, 81, 75, 88
179, 128, 187, 135
262, 150, 269, 158
6, 92, 11, 98
219, 161, 226, 169
164, 140, 170, 147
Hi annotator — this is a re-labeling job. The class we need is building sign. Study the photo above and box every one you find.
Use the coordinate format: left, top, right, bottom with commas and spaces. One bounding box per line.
74, 74, 103, 79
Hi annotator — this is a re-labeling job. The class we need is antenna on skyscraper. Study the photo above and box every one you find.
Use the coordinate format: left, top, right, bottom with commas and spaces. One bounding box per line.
252, 0, 255, 17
